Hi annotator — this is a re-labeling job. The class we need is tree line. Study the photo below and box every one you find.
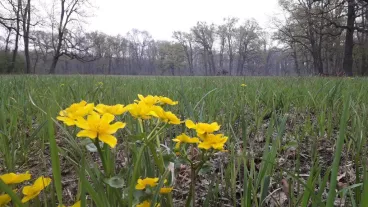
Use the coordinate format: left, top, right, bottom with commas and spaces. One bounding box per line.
1, 0, 368, 76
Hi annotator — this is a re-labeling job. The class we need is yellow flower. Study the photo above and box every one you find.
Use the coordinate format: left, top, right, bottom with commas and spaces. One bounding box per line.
135, 177, 159, 190
185, 120, 220, 137
158, 96, 178, 105
149, 107, 181, 125
97, 82, 103, 86
136, 94, 160, 106
198, 134, 228, 151
159, 187, 173, 194
0, 193, 11, 207
0, 172, 31, 185
126, 102, 160, 120
57, 101, 94, 126
75, 112, 126, 148
163, 111, 181, 124
136, 200, 160, 207
241, 84, 247, 87
71, 201, 81, 207
172, 133, 200, 149
22, 176, 52, 203
136, 94, 178, 106
95, 104, 128, 115
58, 201, 81, 207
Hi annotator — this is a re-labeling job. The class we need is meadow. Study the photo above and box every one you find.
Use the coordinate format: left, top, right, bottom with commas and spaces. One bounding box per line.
0, 75, 367, 207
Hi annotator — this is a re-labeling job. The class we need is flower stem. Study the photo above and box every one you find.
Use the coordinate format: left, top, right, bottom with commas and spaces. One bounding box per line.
94, 138, 109, 176
128, 145, 146, 207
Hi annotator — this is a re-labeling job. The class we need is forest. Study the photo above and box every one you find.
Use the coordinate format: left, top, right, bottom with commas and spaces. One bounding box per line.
0, 0, 368, 76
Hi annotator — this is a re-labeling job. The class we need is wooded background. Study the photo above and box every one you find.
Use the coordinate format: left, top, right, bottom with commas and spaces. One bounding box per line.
1, 0, 367, 76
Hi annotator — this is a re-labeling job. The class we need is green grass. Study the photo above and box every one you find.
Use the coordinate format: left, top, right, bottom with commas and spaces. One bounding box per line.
0, 75, 367, 206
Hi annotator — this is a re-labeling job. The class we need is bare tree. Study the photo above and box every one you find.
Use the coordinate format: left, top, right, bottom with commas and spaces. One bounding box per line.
31, 30, 53, 72
223, 17, 238, 75
21, 0, 32, 73
48, 0, 93, 74
5, 0, 22, 73
126, 29, 152, 74
235, 19, 261, 75
157, 41, 186, 75
191, 22, 216, 75
173, 31, 195, 75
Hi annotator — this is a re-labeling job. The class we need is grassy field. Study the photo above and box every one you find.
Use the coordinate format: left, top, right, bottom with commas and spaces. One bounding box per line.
0, 75, 368, 207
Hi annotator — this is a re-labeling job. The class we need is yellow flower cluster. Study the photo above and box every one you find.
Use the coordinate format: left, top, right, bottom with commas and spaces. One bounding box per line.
57, 101, 94, 126
172, 133, 200, 149
0, 172, 51, 204
136, 200, 160, 207
134, 177, 173, 207
172, 120, 228, 151
57, 101, 127, 148
126, 94, 180, 124
57, 95, 180, 148
54, 94, 227, 207
59, 200, 81, 207
135, 177, 173, 194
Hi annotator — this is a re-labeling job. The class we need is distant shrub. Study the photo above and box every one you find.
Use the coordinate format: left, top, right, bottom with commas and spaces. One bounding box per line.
0, 51, 25, 73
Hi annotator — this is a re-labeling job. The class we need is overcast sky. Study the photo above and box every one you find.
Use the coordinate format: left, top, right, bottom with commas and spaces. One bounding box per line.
88, 0, 281, 40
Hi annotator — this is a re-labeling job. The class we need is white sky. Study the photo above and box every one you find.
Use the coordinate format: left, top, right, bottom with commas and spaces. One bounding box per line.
88, 0, 281, 40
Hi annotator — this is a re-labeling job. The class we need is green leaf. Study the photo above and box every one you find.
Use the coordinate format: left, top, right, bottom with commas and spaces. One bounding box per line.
48, 116, 63, 206
86, 142, 98, 152
104, 176, 125, 188
326, 95, 350, 206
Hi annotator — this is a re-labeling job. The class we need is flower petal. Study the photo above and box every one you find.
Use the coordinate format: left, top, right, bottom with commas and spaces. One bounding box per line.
99, 134, 117, 148
185, 120, 196, 129
75, 117, 89, 129
22, 186, 33, 195
87, 112, 100, 122
198, 142, 212, 150
101, 113, 115, 124
33, 176, 52, 191
57, 117, 76, 126
71, 201, 81, 207
0, 193, 11, 206
106, 122, 126, 134
159, 187, 173, 194
21, 192, 40, 203
77, 130, 97, 139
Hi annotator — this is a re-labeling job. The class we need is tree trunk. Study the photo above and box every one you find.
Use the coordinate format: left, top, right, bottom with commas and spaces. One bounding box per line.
361, 6, 368, 76
50, 55, 59, 74
227, 37, 233, 76
311, 50, 323, 74
208, 50, 216, 75
362, 49, 367, 76
108, 56, 112, 74
32, 50, 39, 73
229, 51, 233, 76
9, 0, 21, 73
171, 66, 175, 76
23, 0, 32, 74
219, 39, 225, 71
203, 50, 208, 76
292, 46, 300, 76
189, 44, 194, 75
342, 0, 355, 76
49, 31, 63, 74
4, 28, 12, 53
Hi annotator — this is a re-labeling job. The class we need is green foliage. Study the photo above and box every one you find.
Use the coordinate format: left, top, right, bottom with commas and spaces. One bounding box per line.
0, 51, 25, 73
0, 76, 367, 206
157, 42, 186, 75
